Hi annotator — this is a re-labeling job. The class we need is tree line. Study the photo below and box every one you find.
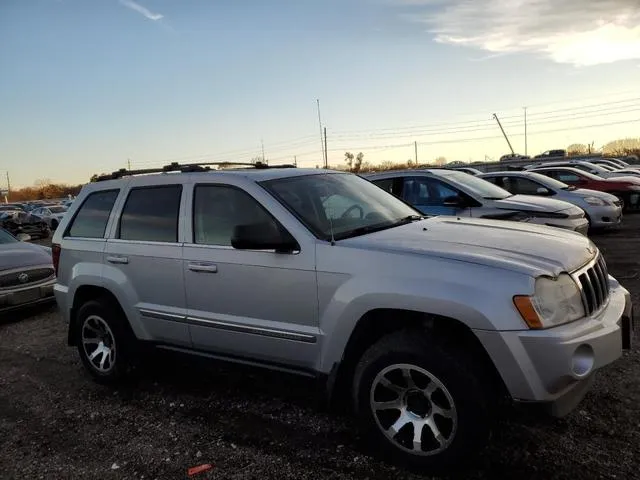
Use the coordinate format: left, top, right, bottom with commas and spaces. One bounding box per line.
6, 179, 82, 202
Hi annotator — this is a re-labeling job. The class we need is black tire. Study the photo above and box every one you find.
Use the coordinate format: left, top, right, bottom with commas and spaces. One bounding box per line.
75, 298, 137, 385
352, 330, 493, 473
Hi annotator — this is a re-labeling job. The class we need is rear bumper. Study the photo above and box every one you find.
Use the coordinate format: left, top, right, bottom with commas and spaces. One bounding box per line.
475, 278, 633, 416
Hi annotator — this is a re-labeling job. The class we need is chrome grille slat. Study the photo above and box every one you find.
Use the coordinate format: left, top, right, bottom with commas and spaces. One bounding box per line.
0, 268, 55, 289
572, 253, 611, 316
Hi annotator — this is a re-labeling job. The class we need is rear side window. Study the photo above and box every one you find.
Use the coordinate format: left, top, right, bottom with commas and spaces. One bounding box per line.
118, 186, 182, 242
67, 190, 119, 238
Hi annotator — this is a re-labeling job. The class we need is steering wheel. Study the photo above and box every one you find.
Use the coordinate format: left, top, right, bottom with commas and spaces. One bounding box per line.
341, 204, 364, 219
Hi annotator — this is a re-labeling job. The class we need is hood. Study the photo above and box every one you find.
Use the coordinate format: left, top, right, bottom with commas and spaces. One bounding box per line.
0, 242, 53, 272
494, 194, 580, 213
570, 188, 619, 202
340, 216, 595, 278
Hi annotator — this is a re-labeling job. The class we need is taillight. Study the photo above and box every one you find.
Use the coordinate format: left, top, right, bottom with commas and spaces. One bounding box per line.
52, 243, 61, 277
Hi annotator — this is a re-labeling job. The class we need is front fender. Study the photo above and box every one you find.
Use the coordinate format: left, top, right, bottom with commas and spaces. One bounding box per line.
316, 271, 531, 373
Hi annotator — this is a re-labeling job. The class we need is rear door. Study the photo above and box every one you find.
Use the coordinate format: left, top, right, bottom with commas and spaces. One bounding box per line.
104, 181, 190, 347
400, 176, 461, 216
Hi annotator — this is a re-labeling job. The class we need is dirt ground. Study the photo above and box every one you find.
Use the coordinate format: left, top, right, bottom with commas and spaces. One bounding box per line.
1, 219, 639, 480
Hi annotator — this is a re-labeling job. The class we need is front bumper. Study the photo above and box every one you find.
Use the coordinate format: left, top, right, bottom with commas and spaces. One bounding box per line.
0, 279, 56, 314
530, 216, 590, 236
474, 278, 633, 416
587, 204, 623, 228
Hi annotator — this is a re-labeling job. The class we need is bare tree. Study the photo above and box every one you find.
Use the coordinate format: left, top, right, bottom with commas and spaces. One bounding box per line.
344, 152, 355, 170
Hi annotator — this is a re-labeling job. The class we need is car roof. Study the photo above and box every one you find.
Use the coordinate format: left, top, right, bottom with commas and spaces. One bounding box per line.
85, 167, 344, 190
362, 169, 452, 180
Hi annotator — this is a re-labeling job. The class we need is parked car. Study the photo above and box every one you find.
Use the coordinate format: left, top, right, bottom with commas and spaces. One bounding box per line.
526, 160, 640, 179
0, 211, 50, 239
534, 149, 566, 158
528, 166, 640, 211
363, 169, 589, 235
31, 205, 68, 230
500, 153, 530, 161
52, 164, 633, 471
479, 171, 623, 229
0, 228, 55, 314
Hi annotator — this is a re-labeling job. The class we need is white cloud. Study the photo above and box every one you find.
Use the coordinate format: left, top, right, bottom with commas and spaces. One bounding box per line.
399, 0, 640, 66
119, 0, 163, 21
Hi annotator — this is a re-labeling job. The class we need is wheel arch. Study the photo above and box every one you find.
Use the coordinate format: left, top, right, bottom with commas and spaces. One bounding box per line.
325, 308, 508, 411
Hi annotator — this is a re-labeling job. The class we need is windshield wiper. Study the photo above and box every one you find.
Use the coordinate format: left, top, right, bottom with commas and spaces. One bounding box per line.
334, 215, 425, 241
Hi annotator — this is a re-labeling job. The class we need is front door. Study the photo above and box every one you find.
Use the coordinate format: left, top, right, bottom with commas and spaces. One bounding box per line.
182, 183, 319, 370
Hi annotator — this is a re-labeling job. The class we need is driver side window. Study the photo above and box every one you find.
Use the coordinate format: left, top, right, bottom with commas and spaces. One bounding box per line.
193, 185, 282, 246
508, 177, 544, 195
402, 177, 458, 206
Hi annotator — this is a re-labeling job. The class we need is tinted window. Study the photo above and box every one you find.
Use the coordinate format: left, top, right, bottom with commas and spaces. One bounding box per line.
67, 190, 119, 238
555, 172, 581, 183
403, 177, 458, 206
193, 185, 280, 246
499, 176, 543, 195
118, 186, 181, 242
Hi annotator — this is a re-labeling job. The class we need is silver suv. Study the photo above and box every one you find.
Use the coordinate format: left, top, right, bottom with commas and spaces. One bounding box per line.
52, 163, 634, 472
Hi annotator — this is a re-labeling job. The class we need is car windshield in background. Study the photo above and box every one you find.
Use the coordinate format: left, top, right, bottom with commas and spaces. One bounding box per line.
442, 170, 512, 200
261, 173, 422, 241
0, 229, 17, 244
49, 206, 67, 214
525, 172, 573, 190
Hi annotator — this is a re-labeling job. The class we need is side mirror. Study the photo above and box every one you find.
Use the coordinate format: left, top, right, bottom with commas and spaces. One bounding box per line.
442, 195, 465, 207
16, 233, 31, 242
231, 222, 298, 253
536, 187, 551, 195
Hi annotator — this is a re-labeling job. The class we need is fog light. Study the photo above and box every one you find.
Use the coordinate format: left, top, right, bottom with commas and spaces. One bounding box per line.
571, 344, 594, 378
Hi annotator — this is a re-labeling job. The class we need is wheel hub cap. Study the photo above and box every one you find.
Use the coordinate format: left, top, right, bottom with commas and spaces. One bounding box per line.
370, 363, 458, 456
81, 315, 116, 373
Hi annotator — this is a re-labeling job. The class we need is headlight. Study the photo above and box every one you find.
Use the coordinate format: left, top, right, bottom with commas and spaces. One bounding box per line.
584, 196, 606, 206
513, 274, 585, 329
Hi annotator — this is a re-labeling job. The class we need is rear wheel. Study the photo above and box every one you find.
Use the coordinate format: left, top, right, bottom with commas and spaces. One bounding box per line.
353, 330, 494, 472
75, 298, 137, 384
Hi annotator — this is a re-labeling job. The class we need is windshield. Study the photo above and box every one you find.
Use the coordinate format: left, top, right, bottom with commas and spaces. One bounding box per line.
261, 173, 422, 241
49, 206, 67, 213
522, 172, 572, 190
440, 170, 511, 200
0, 229, 17, 244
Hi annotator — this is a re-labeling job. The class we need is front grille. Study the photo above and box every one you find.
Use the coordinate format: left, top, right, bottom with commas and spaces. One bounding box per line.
0, 268, 54, 289
575, 255, 610, 315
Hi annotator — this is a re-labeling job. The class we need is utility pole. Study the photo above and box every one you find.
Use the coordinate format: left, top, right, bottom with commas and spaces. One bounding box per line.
127, 158, 131, 170
323, 127, 328, 169
523, 107, 528, 156
317, 99, 326, 167
414, 141, 418, 165
294, 155, 297, 167
5, 171, 10, 201
492, 113, 515, 155
261, 139, 266, 164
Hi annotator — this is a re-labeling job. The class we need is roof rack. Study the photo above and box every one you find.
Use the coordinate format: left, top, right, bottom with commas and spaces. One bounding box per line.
92, 161, 296, 182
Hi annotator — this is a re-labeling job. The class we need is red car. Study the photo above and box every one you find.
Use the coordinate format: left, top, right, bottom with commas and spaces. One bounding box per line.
528, 167, 640, 211
530, 166, 640, 211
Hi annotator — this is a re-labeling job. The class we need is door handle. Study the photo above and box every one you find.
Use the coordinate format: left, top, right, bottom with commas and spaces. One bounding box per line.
106, 255, 129, 264
188, 263, 218, 273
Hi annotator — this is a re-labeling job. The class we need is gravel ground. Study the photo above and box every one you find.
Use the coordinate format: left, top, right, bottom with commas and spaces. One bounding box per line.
1, 220, 639, 480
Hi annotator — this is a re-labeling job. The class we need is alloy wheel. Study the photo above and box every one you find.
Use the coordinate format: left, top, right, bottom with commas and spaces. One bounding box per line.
370, 363, 457, 456
81, 315, 117, 373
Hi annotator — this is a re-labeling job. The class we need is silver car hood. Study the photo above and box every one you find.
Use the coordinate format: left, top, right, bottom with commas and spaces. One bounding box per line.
494, 194, 580, 213
340, 217, 595, 277
0, 242, 53, 272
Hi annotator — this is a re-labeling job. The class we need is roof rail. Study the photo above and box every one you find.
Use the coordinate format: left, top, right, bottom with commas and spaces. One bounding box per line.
91, 161, 296, 182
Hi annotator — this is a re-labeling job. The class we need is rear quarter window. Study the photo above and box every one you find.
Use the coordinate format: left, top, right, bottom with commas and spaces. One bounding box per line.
66, 190, 120, 238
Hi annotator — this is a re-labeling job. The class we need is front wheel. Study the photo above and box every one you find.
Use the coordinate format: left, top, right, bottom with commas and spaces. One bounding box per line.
353, 330, 493, 472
